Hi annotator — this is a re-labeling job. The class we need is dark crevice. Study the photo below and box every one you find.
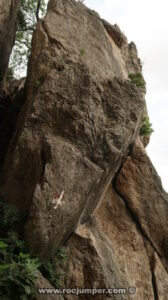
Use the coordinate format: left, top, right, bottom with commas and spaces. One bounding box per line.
0, 87, 26, 169
40, 148, 46, 182
113, 183, 161, 299
40, 141, 52, 182
112, 142, 134, 186
151, 269, 159, 300
149, 258, 159, 300
143, 244, 159, 300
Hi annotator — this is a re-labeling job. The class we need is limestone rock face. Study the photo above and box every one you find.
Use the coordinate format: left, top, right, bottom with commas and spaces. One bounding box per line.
0, 0, 144, 257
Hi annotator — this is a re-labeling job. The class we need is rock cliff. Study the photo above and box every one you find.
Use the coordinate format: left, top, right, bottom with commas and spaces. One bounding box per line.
0, 0, 168, 299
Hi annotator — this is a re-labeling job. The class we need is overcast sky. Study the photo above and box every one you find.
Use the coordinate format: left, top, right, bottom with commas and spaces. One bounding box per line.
83, 0, 168, 191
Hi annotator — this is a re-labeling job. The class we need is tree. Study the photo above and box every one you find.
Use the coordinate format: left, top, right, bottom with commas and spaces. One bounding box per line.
9, 0, 46, 78
0, 0, 21, 90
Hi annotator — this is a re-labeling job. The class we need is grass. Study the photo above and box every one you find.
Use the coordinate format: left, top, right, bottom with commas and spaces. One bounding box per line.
129, 73, 145, 88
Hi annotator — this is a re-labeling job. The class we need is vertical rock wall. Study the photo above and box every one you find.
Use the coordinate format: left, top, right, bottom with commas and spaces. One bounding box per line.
60, 138, 168, 299
0, 0, 145, 258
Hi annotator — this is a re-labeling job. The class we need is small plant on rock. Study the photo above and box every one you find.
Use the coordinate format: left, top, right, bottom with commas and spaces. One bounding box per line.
140, 117, 154, 136
79, 48, 85, 56
40, 246, 67, 288
129, 73, 145, 88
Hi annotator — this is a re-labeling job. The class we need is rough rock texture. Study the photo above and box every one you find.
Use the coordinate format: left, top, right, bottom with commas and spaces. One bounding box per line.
0, 1, 168, 299
35, 271, 64, 300
152, 252, 168, 299
0, 0, 144, 258
0, 0, 21, 87
56, 137, 168, 300
115, 138, 168, 264
58, 187, 154, 300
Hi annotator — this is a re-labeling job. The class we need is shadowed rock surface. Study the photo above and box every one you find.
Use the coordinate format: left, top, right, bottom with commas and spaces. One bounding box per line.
0, 0, 168, 299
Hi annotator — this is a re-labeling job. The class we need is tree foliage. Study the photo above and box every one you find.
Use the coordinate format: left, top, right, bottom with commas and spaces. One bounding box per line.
0, 197, 68, 298
140, 117, 154, 136
0, 197, 40, 300
9, 0, 46, 78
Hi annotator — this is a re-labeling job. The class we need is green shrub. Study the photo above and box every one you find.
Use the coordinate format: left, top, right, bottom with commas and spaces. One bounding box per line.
56, 247, 67, 261
0, 197, 68, 298
0, 198, 22, 235
129, 73, 145, 88
40, 261, 60, 288
40, 247, 67, 288
140, 117, 154, 136
0, 197, 40, 300
0, 250, 40, 300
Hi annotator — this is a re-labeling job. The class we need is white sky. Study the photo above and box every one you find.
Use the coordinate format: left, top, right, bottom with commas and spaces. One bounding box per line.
84, 0, 168, 191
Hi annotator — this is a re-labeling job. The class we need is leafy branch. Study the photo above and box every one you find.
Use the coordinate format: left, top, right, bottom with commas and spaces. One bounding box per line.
9, 0, 46, 78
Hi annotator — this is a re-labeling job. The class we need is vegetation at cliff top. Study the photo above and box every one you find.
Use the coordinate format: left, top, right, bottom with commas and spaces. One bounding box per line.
140, 117, 154, 136
9, 0, 46, 78
0, 197, 67, 299
129, 73, 145, 88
